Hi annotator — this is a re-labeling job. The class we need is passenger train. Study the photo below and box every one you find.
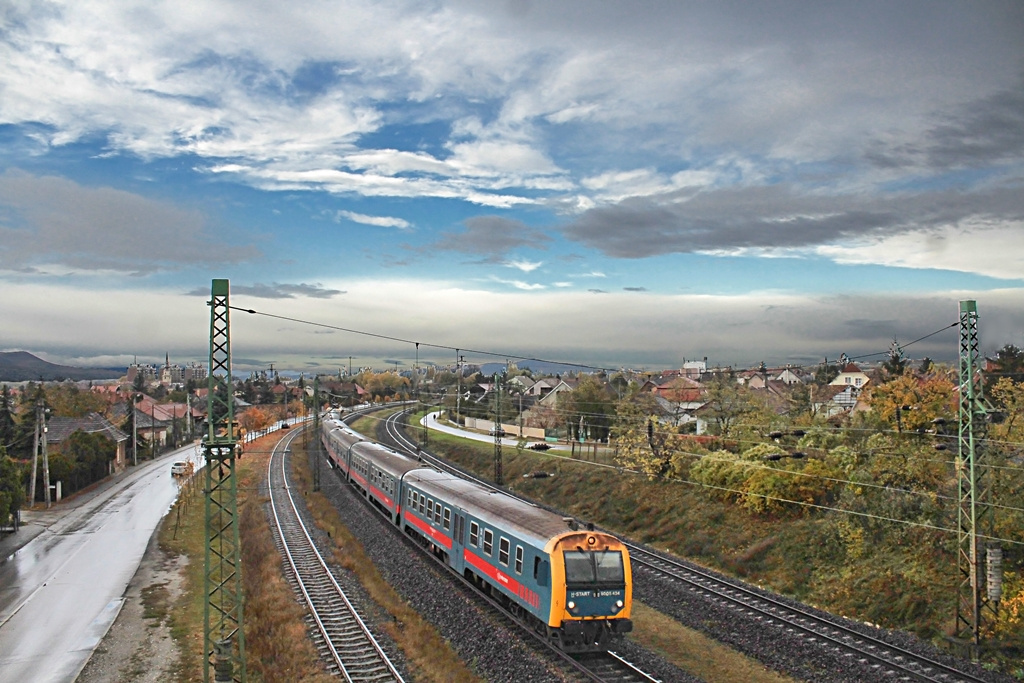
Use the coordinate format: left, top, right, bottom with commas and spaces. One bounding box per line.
320, 412, 633, 652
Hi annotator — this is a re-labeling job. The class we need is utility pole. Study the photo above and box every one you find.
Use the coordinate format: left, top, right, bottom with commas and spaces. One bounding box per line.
493, 371, 504, 486
313, 376, 320, 492
29, 397, 41, 507
203, 279, 246, 683
455, 351, 462, 424
954, 300, 1000, 655
41, 400, 51, 508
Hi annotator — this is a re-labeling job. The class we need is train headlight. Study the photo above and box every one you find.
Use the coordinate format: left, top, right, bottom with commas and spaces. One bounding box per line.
567, 601, 576, 611
616, 600, 624, 609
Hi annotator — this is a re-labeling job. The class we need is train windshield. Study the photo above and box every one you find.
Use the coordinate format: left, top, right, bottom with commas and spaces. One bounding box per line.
563, 550, 625, 584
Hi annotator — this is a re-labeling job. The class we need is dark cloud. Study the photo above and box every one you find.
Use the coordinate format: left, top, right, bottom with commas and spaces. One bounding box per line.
867, 74, 1024, 170
588, 288, 607, 294
623, 286, 647, 292
0, 171, 260, 272
561, 184, 1024, 258
186, 282, 344, 299
430, 216, 552, 259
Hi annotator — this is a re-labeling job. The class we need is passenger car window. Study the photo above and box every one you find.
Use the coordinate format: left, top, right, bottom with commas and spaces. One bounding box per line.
483, 529, 493, 555
442, 507, 451, 530
470, 521, 479, 546
499, 537, 510, 566
515, 546, 523, 574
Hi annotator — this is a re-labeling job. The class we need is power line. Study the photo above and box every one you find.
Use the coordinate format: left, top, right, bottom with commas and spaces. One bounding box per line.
229, 305, 613, 372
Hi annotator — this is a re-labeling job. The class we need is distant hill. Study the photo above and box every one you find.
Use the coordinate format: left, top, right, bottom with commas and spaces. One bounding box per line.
0, 351, 122, 382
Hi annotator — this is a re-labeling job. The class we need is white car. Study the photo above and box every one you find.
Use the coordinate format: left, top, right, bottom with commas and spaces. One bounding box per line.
170, 461, 189, 476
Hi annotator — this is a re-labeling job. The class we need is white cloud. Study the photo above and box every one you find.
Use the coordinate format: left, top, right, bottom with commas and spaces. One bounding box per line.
337, 210, 412, 230
815, 221, 1024, 281
506, 259, 543, 272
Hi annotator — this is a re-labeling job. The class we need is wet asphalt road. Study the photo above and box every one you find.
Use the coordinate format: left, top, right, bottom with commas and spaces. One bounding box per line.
0, 445, 203, 683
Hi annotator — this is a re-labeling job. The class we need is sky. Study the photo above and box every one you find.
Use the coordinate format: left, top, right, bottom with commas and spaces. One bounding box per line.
1, 0, 1023, 375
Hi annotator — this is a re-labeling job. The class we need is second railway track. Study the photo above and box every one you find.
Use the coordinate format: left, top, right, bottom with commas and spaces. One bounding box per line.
267, 427, 405, 682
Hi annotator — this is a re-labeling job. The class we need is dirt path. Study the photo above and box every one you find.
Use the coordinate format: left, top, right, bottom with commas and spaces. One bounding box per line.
76, 521, 187, 683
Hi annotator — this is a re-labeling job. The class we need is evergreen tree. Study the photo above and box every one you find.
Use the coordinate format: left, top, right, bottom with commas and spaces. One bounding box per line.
881, 338, 907, 379
0, 385, 16, 451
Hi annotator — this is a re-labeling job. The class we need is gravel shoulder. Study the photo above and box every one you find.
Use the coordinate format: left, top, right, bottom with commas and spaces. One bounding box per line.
76, 521, 186, 683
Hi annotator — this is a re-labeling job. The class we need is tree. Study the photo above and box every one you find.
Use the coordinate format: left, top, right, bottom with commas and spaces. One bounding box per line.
862, 372, 956, 433
814, 360, 840, 386
989, 344, 1024, 383
612, 394, 675, 479
42, 383, 106, 418
0, 451, 25, 528
62, 431, 116, 493
0, 386, 16, 452
881, 338, 908, 379
701, 374, 758, 436
990, 376, 1024, 441
559, 376, 614, 442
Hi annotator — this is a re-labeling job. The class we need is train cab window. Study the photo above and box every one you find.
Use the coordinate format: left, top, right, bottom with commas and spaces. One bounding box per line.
563, 550, 625, 584
515, 546, 523, 574
442, 508, 451, 531
469, 521, 479, 547
499, 538, 510, 566
483, 529, 493, 556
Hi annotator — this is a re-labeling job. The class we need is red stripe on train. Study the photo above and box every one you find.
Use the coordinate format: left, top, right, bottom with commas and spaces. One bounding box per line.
464, 550, 539, 608
406, 512, 453, 549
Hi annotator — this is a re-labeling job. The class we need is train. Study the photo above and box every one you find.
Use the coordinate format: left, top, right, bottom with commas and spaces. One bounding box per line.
320, 412, 633, 653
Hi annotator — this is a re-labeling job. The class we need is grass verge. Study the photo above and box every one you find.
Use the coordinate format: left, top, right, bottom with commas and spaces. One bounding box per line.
160, 434, 332, 682
630, 602, 797, 682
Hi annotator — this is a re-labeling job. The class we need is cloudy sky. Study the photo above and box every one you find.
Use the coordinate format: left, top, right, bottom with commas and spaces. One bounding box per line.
2, 0, 1023, 374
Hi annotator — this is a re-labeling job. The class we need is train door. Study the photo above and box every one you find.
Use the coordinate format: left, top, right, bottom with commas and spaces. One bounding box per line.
453, 512, 465, 573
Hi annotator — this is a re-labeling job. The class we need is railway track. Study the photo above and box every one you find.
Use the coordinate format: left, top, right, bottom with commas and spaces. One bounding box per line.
627, 545, 988, 683
268, 428, 405, 682
378, 407, 1002, 683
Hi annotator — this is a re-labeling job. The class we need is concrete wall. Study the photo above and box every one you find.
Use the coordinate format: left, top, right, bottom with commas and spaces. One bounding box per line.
463, 417, 546, 440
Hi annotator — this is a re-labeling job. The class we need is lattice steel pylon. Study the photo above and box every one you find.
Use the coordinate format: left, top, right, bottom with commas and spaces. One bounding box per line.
204, 279, 247, 682
955, 300, 997, 652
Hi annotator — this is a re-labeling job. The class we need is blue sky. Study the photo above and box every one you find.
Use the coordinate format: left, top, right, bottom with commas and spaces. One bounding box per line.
1, 1, 1023, 374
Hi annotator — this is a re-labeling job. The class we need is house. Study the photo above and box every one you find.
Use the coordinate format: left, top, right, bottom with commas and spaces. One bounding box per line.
536, 378, 578, 407
830, 363, 870, 390
812, 385, 861, 417
46, 413, 129, 474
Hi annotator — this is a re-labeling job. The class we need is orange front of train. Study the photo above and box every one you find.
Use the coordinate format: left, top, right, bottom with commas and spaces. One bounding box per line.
544, 530, 633, 652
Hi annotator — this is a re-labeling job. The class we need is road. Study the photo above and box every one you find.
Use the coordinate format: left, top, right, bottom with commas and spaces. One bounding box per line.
0, 444, 204, 683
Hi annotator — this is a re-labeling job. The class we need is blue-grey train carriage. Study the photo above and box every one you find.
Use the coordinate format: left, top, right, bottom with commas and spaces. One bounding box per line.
320, 413, 633, 653
402, 469, 633, 652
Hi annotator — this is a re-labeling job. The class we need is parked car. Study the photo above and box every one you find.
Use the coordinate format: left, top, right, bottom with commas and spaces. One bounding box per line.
170, 461, 189, 476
